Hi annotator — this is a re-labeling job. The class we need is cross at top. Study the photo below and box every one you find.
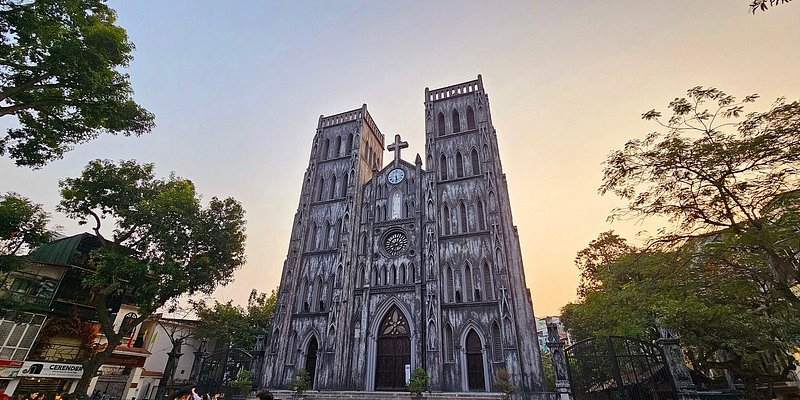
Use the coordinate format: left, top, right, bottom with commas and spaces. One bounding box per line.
387, 134, 409, 166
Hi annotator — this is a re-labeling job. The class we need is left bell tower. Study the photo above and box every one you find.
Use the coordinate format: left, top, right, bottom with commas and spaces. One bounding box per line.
261, 105, 385, 389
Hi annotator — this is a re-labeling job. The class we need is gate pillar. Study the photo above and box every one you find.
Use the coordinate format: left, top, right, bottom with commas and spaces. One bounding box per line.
655, 329, 700, 400
190, 338, 210, 384
545, 323, 573, 400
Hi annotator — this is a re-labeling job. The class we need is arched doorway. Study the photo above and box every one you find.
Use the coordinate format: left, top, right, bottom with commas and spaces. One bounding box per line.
305, 336, 318, 387
375, 306, 411, 390
466, 329, 486, 391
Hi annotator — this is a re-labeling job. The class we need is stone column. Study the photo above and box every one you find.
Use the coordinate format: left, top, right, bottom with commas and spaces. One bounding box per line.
655, 329, 700, 400
545, 323, 573, 400
251, 334, 266, 390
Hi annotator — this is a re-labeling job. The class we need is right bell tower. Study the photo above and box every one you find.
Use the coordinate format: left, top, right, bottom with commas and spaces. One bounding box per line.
422, 75, 546, 394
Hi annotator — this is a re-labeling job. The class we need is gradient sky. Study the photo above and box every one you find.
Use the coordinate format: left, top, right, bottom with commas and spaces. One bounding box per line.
1, 0, 798, 316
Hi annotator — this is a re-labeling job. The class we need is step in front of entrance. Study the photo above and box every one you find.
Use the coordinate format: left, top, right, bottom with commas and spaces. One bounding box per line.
264, 390, 504, 400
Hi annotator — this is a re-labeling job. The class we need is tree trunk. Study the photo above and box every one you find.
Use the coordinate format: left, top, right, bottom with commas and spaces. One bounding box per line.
154, 339, 184, 400
74, 337, 120, 397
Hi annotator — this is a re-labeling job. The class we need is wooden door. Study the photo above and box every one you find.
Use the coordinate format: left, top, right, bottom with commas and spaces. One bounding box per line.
375, 307, 411, 390
305, 337, 318, 387
466, 329, 486, 390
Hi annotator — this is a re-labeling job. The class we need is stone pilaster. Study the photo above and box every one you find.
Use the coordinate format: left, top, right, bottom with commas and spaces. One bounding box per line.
545, 323, 573, 400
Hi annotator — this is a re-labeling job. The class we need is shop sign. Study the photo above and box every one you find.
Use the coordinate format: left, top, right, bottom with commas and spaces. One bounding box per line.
105, 353, 146, 368
0, 360, 23, 379
18, 361, 83, 379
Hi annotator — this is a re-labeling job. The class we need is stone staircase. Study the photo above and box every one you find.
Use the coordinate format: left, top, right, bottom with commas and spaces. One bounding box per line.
264, 391, 505, 400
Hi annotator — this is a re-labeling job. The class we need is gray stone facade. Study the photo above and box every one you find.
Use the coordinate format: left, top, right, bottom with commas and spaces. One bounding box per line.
259, 76, 546, 396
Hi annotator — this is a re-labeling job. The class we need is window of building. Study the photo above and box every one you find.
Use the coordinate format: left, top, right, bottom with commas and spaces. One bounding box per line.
456, 151, 464, 178
467, 106, 476, 130
471, 148, 480, 175
437, 112, 445, 136
451, 109, 461, 133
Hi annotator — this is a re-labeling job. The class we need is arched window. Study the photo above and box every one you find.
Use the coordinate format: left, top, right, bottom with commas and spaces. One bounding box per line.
356, 265, 364, 287
455, 268, 463, 303
446, 265, 454, 303
456, 151, 464, 178
451, 109, 461, 133
391, 265, 397, 285
477, 199, 486, 231
437, 112, 446, 136
360, 233, 368, 254
409, 263, 415, 283
444, 323, 455, 362
483, 261, 493, 300
314, 277, 323, 311
442, 204, 451, 235
335, 218, 342, 246
346, 133, 353, 155
465, 263, 473, 302
471, 148, 480, 175
298, 278, 308, 312
335, 265, 343, 287
329, 174, 337, 200
399, 263, 406, 284
333, 136, 342, 158
439, 154, 448, 180
322, 221, 331, 249
371, 267, 378, 286
315, 178, 324, 202
321, 138, 329, 160
466, 106, 476, 130
459, 201, 468, 233
492, 322, 502, 361
341, 172, 349, 198
381, 266, 387, 286
307, 223, 317, 251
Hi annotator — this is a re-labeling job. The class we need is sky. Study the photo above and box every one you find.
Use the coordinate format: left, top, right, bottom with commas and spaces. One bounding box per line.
1, 0, 799, 316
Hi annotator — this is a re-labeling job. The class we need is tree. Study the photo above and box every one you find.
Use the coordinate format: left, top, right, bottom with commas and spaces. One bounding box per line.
194, 289, 278, 351
574, 230, 633, 298
749, 0, 793, 13
600, 86, 800, 312
0, 0, 154, 167
0, 191, 56, 271
562, 233, 800, 398
57, 159, 247, 395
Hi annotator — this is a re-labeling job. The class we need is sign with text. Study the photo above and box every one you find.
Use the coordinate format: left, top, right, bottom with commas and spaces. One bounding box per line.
18, 361, 83, 379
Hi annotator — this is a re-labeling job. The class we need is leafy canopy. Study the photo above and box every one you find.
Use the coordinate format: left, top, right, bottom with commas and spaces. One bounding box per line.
194, 289, 277, 350
600, 86, 800, 310
0, 191, 57, 273
563, 232, 800, 396
0, 0, 154, 167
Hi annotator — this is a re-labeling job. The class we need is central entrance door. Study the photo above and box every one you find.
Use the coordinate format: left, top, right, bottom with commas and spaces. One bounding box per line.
466, 329, 486, 390
375, 306, 411, 390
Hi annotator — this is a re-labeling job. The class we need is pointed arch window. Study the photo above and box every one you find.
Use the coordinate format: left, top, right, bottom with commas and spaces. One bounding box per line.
391, 265, 397, 285
446, 265, 454, 303
381, 266, 387, 286
477, 199, 486, 231
333, 136, 342, 158
439, 154, 448, 180
483, 261, 493, 300
409, 263, 415, 283
437, 112, 446, 136
444, 323, 455, 362
459, 201, 468, 233
399, 263, 406, 284
371, 267, 378, 286
314, 277, 324, 311
466, 106, 476, 130
329, 174, 337, 200
321, 138, 329, 160
442, 204, 451, 235
456, 151, 464, 178
341, 172, 349, 198
451, 109, 461, 133
356, 265, 364, 287
307, 223, 317, 251
322, 221, 331, 249
492, 322, 502, 361
298, 278, 308, 312
471, 148, 480, 175
346, 133, 353, 155
465, 263, 474, 302
315, 178, 324, 202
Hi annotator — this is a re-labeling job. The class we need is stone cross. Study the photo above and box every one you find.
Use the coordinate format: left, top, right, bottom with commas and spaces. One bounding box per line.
387, 134, 409, 166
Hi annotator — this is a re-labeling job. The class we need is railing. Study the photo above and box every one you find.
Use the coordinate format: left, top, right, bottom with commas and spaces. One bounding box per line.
28, 342, 96, 362
426, 77, 483, 102
0, 288, 53, 312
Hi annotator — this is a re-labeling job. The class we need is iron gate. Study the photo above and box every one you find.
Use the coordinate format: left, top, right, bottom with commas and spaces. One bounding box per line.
194, 347, 253, 396
564, 336, 676, 400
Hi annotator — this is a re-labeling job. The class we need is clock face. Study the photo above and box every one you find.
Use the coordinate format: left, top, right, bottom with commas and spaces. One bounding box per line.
387, 168, 405, 185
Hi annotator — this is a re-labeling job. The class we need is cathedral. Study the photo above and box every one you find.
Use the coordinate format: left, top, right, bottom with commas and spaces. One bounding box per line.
259, 76, 546, 397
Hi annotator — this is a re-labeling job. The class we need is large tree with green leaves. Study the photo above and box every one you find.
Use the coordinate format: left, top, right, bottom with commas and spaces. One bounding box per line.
563, 232, 800, 398
194, 288, 278, 351
600, 86, 800, 312
0, 191, 56, 262
0, 0, 154, 167
57, 159, 247, 395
